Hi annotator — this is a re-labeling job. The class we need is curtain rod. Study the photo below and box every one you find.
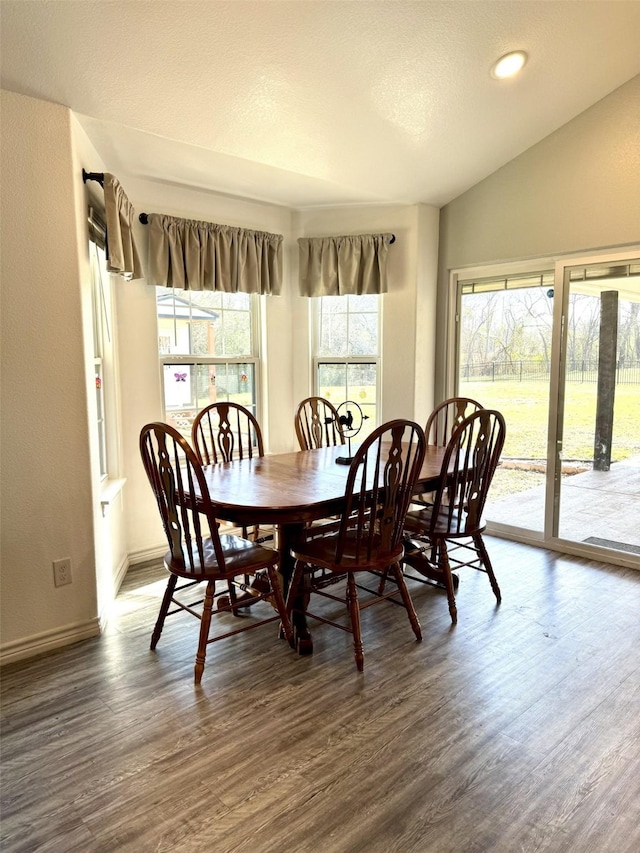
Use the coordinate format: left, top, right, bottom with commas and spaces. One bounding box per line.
82, 169, 104, 187
136, 215, 394, 242
82, 172, 396, 242
136, 215, 393, 241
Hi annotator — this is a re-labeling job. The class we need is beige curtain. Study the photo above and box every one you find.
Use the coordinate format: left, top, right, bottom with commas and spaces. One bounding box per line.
147, 214, 283, 295
298, 233, 394, 297
102, 173, 144, 280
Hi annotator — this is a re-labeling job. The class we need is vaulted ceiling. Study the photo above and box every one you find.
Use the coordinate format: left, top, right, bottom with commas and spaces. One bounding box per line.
2, 1, 639, 209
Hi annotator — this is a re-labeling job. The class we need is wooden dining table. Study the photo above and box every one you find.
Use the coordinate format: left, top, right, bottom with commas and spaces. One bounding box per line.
196, 442, 450, 649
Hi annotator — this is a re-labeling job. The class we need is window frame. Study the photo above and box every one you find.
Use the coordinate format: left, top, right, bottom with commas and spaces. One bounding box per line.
88, 212, 112, 482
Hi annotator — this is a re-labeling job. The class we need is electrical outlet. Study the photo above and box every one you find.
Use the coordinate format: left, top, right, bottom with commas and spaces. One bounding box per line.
53, 558, 72, 587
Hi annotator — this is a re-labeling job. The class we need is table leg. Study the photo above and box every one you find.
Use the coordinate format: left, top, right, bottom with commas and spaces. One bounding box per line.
277, 522, 314, 655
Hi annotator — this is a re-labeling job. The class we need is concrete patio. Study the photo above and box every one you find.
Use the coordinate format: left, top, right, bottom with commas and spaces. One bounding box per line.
486, 454, 640, 553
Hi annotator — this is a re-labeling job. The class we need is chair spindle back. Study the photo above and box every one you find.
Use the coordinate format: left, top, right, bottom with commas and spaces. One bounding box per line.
426, 396, 484, 446
191, 402, 264, 466
140, 422, 226, 573
295, 396, 345, 450
431, 409, 506, 535
335, 419, 426, 566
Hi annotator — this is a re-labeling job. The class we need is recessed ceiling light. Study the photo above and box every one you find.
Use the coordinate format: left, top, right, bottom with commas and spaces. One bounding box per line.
491, 50, 528, 79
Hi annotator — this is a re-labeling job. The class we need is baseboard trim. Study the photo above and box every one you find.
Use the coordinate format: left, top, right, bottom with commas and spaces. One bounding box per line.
98, 553, 131, 633
114, 552, 130, 591
0, 618, 101, 667
128, 544, 166, 566
2, 547, 168, 667
487, 526, 640, 570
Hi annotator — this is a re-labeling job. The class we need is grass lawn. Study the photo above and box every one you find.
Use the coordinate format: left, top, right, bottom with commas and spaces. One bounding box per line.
490, 467, 546, 499
460, 379, 640, 463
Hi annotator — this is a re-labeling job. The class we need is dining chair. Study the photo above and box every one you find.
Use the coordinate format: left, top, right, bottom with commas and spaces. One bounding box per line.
402, 408, 506, 624
286, 419, 426, 671
191, 401, 271, 546
425, 396, 484, 446
410, 395, 485, 524
294, 396, 345, 450
139, 422, 293, 684
192, 401, 264, 465
293, 396, 348, 540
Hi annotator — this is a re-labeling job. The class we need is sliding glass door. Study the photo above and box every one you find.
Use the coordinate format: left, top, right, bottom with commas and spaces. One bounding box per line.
453, 248, 640, 566
456, 268, 554, 536
550, 253, 640, 558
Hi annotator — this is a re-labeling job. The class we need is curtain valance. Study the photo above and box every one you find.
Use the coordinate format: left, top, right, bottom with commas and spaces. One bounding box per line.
147, 214, 283, 295
297, 233, 394, 297
103, 173, 144, 280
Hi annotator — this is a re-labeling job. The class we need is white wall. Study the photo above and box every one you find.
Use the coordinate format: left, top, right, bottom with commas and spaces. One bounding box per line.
1, 91, 99, 659
70, 114, 131, 624
414, 204, 441, 426
436, 75, 640, 399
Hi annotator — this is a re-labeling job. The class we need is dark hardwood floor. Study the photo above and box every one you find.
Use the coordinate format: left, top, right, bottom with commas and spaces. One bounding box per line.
2, 537, 639, 852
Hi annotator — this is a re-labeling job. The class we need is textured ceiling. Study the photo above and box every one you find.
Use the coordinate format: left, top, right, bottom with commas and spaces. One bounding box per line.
2, 1, 640, 209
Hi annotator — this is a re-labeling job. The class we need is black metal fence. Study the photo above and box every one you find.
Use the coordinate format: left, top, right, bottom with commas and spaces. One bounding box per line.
461, 360, 640, 384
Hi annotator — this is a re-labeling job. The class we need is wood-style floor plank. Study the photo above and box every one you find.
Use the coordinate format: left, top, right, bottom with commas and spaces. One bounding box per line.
1, 538, 639, 852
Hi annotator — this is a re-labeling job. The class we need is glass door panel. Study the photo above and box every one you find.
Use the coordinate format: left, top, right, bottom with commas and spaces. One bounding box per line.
457, 273, 554, 534
554, 258, 640, 556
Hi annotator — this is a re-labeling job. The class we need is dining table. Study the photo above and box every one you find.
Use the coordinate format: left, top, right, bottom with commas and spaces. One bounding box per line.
196, 441, 450, 651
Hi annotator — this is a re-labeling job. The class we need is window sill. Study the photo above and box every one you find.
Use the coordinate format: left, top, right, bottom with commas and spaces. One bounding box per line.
100, 478, 126, 516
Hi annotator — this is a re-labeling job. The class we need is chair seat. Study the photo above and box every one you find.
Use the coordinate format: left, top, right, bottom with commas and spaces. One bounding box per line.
166, 533, 278, 578
292, 531, 404, 573
404, 506, 487, 539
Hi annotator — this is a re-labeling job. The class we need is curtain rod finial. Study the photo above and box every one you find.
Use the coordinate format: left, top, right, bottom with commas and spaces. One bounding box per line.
139, 213, 149, 224
83, 169, 104, 186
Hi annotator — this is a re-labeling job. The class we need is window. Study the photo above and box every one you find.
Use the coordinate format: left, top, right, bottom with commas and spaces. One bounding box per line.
157, 287, 259, 439
314, 294, 380, 437
89, 213, 112, 481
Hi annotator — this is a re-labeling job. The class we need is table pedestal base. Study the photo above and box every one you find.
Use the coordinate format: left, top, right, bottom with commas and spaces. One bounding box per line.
402, 548, 460, 591
276, 522, 316, 653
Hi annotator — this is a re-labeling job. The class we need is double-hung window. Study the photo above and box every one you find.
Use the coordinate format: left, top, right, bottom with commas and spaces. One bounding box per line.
157, 287, 259, 440
314, 294, 380, 437
89, 211, 111, 481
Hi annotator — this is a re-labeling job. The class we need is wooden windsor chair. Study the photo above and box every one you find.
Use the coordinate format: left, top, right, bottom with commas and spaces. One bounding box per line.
139, 422, 293, 684
402, 409, 506, 623
286, 419, 426, 671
